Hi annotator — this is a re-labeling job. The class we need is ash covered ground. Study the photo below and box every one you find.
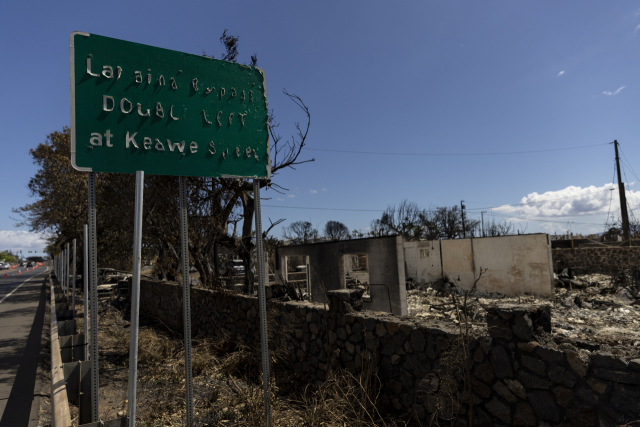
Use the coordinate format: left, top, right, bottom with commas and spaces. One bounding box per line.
406, 271, 640, 358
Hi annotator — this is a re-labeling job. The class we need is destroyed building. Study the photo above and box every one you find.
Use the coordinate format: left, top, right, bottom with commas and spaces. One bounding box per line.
275, 233, 555, 315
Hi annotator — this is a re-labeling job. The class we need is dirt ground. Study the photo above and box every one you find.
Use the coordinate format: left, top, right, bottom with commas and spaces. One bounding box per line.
406, 271, 640, 359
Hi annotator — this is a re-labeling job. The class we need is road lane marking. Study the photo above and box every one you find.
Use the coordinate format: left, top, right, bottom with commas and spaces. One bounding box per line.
0, 267, 49, 305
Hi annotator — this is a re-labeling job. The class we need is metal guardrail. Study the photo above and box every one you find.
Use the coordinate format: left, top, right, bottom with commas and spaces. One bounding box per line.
50, 276, 72, 427
49, 274, 127, 427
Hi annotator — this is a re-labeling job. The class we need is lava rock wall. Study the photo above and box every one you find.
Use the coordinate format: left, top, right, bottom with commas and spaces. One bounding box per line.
139, 279, 640, 426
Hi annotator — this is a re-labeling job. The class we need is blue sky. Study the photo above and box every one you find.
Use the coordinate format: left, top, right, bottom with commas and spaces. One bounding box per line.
1, 1, 640, 252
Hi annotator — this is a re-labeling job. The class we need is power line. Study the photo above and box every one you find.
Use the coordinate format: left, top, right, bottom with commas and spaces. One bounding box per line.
265, 203, 607, 226
305, 142, 609, 157
263, 204, 384, 212
488, 211, 604, 226
619, 145, 640, 184
621, 163, 639, 225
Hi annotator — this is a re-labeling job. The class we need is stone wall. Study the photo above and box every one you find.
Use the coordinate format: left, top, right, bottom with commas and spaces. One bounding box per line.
139, 279, 640, 426
552, 247, 640, 275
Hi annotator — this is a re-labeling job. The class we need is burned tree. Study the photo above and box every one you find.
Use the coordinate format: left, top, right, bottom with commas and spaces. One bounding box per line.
324, 220, 350, 240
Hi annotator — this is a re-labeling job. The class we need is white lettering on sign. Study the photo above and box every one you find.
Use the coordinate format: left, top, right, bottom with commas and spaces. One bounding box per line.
105, 129, 113, 147
137, 103, 150, 117
126, 131, 138, 148
170, 77, 177, 90
238, 113, 246, 126
147, 69, 152, 84
192, 78, 199, 92
143, 137, 152, 150
155, 139, 165, 151
158, 75, 165, 86
102, 66, 113, 79
208, 141, 216, 154
202, 110, 212, 125
220, 88, 225, 98
231, 88, 236, 98
90, 132, 102, 146
228, 113, 234, 125
103, 95, 114, 112
167, 140, 185, 153
190, 142, 198, 153
86, 56, 99, 77
117, 66, 122, 80
170, 106, 179, 120
120, 98, 133, 114
135, 71, 143, 83
216, 111, 222, 126
155, 102, 164, 118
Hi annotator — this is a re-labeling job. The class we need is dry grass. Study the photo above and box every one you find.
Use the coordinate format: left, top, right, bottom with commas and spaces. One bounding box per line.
89, 301, 412, 427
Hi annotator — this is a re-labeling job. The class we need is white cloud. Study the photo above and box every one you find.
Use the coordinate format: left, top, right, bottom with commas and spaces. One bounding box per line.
635, 24, 640, 33
277, 198, 284, 201
322, 188, 327, 192
494, 183, 640, 218
310, 190, 318, 194
603, 86, 626, 96
557, 71, 565, 77
0, 230, 50, 253
287, 194, 295, 198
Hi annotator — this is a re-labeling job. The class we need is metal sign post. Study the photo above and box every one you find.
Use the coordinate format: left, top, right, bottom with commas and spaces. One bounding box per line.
179, 176, 194, 426
66, 246, 69, 300
127, 171, 144, 427
66, 246, 69, 297
62, 249, 66, 295
73, 239, 77, 316
62, 252, 64, 285
83, 225, 89, 361
88, 172, 99, 421
253, 179, 272, 426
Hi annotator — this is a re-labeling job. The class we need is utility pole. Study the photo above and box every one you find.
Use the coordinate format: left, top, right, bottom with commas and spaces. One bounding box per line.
481, 211, 487, 237
461, 200, 467, 238
613, 140, 631, 246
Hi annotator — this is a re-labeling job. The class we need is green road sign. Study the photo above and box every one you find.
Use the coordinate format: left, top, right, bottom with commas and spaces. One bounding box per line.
70, 32, 270, 178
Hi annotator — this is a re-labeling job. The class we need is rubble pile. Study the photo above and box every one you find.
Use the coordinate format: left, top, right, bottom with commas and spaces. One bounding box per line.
407, 271, 640, 358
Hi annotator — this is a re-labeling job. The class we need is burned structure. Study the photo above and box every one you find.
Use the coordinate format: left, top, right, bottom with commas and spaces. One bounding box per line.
275, 236, 408, 315
275, 233, 555, 316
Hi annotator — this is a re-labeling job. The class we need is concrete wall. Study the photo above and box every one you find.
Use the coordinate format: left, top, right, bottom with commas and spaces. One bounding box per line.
472, 234, 555, 296
441, 238, 476, 287
403, 240, 442, 284
405, 234, 555, 296
275, 235, 407, 316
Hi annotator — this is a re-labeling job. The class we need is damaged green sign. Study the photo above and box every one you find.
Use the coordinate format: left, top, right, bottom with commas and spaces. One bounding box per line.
70, 32, 270, 178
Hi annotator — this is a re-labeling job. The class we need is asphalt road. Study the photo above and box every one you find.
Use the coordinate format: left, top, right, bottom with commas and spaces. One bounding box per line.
0, 265, 50, 427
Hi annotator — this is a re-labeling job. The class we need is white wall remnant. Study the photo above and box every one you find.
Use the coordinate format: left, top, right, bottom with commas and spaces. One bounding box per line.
404, 234, 554, 296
